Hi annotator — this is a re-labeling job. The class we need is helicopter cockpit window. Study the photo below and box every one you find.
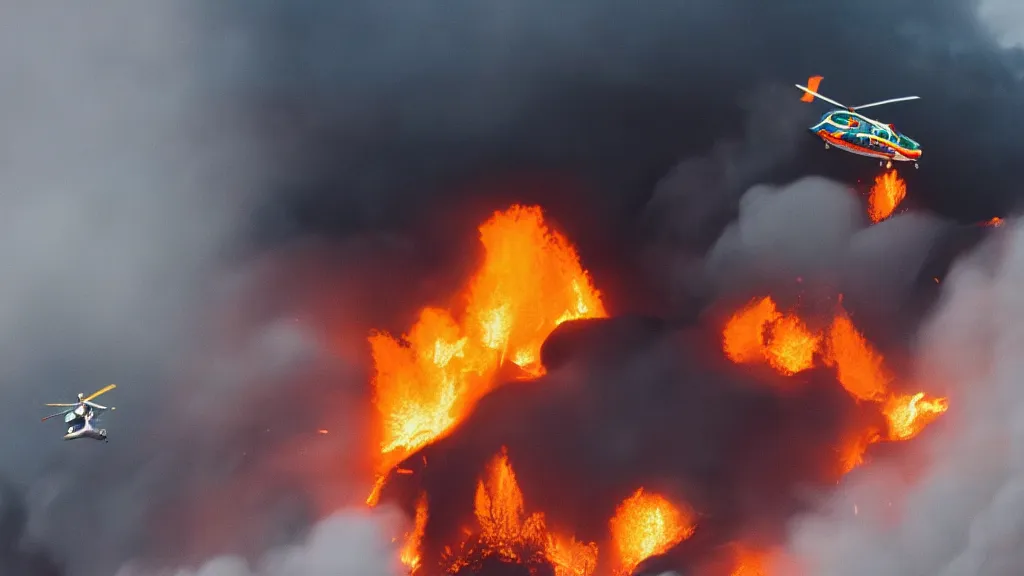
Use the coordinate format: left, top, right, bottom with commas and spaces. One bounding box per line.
897, 134, 919, 150
832, 113, 850, 125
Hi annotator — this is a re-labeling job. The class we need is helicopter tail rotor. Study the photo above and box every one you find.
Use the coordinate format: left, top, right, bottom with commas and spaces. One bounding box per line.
800, 76, 823, 102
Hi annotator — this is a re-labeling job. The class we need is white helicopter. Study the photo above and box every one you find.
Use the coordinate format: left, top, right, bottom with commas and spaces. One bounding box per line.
41, 384, 116, 442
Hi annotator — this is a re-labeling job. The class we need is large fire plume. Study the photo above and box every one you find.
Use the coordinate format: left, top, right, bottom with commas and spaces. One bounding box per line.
368, 205, 607, 504
362, 202, 949, 576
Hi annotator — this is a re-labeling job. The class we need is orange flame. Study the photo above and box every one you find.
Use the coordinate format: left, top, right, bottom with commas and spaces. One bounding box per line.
609, 488, 696, 576
723, 297, 819, 375
545, 535, 599, 576
721, 296, 949, 474
764, 314, 820, 375
984, 217, 1004, 227
883, 392, 949, 441
867, 169, 906, 223
447, 448, 597, 575
823, 309, 891, 402
473, 448, 547, 561
728, 545, 769, 576
368, 205, 607, 500
723, 297, 781, 364
401, 493, 429, 573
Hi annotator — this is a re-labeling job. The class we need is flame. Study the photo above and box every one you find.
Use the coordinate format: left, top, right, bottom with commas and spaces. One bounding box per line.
728, 546, 769, 576
545, 535, 599, 576
764, 314, 819, 375
823, 309, 891, 402
984, 217, 1004, 227
723, 297, 781, 364
473, 448, 547, 560
723, 297, 819, 374
368, 205, 606, 496
609, 488, 696, 575
838, 428, 881, 474
883, 392, 949, 441
401, 494, 429, 573
867, 169, 906, 223
721, 297, 949, 475
447, 447, 597, 575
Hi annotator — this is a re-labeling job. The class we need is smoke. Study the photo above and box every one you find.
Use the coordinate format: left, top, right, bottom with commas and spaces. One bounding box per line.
115, 506, 406, 576
702, 177, 951, 340
3, 0, 1022, 575
774, 221, 1024, 575
0, 1, 264, 575
977, 0, 1024, 48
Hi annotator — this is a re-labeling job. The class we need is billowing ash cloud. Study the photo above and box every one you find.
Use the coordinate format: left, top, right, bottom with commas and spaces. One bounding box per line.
701, 177, 955, 340
0, 1, 263, 575
776, 221, 1024, 574
4, 0, 1024, 575
115, 506, 406, 576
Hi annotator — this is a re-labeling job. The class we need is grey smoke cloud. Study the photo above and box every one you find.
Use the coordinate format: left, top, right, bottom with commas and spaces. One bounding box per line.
0, 0, 1020, 575
0, 1, 264, 574
977, 0, 1024, 48
116, 506, 406, 576
702, 176, 949, 328
777, 222, 1024, 574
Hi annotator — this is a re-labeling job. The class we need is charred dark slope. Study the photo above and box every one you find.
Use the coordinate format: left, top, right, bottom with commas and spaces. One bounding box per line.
382, 316, 864, 573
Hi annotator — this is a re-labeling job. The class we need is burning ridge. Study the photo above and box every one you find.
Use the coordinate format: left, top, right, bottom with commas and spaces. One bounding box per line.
356, 202, 951, 576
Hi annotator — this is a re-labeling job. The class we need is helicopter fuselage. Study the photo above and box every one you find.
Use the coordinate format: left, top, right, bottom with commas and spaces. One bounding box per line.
62, 408, 107, 441
810, 109, 921, 164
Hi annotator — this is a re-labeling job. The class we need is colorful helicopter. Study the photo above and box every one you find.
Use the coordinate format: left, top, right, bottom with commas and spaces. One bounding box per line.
796, 76, 922, 169
41, 384, 116, 442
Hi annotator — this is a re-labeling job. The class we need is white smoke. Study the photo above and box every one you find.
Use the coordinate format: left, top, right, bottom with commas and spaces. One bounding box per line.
116, 505, 407, 576
977, 0, 1024, 48
704, 176, 947, 314
777, 221, 1024, 575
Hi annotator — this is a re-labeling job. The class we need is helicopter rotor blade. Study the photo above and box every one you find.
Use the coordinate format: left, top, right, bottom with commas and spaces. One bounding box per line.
83, 384, 116, 403
852, 96, 920, 111
41, 409, 71, 422
795, 84, 849, 110
45, 403, 76, 407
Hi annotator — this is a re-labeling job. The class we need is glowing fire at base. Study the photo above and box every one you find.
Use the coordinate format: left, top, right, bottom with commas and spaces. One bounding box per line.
443, 448, 598, 576
367, 205, 607, 504
401, 494, 429, 573
728, 545, 769, 576
867, 169, 906, 223
722, 296, 949, 474
609, 488, 696, 576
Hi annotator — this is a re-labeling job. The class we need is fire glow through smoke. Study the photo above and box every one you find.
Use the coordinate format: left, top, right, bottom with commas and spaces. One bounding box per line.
361, 204, 947, 576
722, 296, 948, 474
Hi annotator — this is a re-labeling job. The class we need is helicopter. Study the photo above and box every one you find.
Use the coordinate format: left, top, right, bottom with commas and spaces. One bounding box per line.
41, 384, 116, 442
796, 76, 922, 169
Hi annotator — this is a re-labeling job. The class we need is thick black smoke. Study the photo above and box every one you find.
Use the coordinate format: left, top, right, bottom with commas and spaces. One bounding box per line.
3, 1, 1024, 576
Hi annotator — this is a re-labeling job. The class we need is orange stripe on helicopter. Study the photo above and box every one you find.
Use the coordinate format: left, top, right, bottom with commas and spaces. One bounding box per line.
817, 130, 921, 159
801, 76, 823, 102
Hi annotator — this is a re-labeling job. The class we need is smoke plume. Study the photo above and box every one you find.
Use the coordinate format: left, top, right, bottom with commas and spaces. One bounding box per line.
4, 0, 1024, 575
777, 222, 1024, 575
